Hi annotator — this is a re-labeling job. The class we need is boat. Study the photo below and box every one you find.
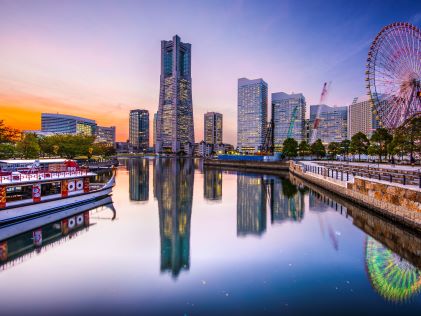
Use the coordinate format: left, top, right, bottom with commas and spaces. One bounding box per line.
0, 159, 115, 225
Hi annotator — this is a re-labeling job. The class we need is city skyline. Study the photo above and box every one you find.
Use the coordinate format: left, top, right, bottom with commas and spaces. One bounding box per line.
0, 0, 420, 145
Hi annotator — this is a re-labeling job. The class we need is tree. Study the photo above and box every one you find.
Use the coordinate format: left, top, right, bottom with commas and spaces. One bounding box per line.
298, 140, 311, 157
16, 133, 40, 159
370, 128, 392, 162
311, 139, 326, 159
0, 143, 16, 159
0, 120, 20, 144
339, 139, 351, 156
350, 132, 369, 161
327, 142, 340, 159
388, 132, 407, 162
282, 138, 298, 158
397, 116, 421, 164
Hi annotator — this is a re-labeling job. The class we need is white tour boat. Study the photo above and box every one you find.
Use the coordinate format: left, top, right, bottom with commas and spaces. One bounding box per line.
0, 159, 115, 224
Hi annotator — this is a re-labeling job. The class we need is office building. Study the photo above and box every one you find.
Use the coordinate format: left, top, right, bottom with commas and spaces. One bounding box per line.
204, 112, 223, 145
348, 96, 379, 139
271, 92, 306, 149
129, 109, 149, 152
237, 78, 268, 152
156, 35, 195, 153
41, 113, 97, 136
95, 126, 116, 146
129, 159, 149, 201
309, 104, 347, 143
204, 168, 222, 201
153, 112, 158, 149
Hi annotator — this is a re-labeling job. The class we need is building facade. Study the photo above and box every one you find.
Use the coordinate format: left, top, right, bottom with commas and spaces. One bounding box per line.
348, 96, 379, 139
204, 112, 223, 145
95, 126, 116, 147
153, 112, 158, 149
271, 92, 306, 149
237, 78, 268, 152
129, 109, 149, 152
41, 113, 97, 136
156, 35, 195, 153
309, 104, 347, 143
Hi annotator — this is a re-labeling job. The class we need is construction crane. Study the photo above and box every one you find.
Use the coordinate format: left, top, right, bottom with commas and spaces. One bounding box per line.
310, 82, 332, 143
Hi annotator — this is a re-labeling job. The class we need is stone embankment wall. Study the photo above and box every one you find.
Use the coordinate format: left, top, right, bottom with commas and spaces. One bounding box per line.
289, 161, 421, 232
204, 159, 289, 172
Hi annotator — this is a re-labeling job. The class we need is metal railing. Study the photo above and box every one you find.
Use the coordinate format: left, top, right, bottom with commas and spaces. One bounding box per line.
0, 170, 89, 184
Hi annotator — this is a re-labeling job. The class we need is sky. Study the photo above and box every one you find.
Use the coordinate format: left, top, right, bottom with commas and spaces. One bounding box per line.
0, 0, 420, 144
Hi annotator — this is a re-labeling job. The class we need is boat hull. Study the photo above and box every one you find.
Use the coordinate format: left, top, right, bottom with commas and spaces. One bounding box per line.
0, 195, 114, 241
0, 186, 113, 224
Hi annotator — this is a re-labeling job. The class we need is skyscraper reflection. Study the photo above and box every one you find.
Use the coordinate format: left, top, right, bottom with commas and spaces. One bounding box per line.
129, 159, 149, 201
203, 168, 222, 201
155, 158, 194, 278
269, 178, 305, 224
237, 174, 266, 236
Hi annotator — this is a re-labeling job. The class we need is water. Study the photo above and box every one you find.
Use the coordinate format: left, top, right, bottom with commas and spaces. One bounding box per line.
0, 158, 420, 315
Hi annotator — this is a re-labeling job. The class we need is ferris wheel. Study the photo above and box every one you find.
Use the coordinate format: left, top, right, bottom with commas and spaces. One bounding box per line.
366, 22, 421, 129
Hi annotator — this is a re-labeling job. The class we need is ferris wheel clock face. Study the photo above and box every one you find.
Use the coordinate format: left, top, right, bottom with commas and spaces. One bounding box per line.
366, 22, 421, 129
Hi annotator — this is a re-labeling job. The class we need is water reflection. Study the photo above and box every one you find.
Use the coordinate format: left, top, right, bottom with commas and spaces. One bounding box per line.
0, 196, 115, 271
128, 159, 149, 201
268, 177, 305, 224
237, 174, 267, 236
155, 158, 194, 278
204, 168, 222, 201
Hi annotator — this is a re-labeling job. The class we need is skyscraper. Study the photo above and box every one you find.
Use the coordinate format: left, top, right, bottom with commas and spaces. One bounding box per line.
156, 35, 194, 153
309, 104, 348, 143
129, 158, 149, 201
129, 109, 149, 152
271, 92, 306, 149
204, 112, 223, 145
237, 78, 268, 152
95, 126, 116, 147
348, 95, 379, 139
153, 112, 158, 149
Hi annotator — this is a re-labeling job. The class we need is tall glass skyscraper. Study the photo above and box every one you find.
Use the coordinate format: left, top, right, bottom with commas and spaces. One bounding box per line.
237, 78, 268, 152
156, 35, 194, 153
129, 109, 149, 152
271, 92, 306, 149
204, 112, 223, 145
309, 104, 348, 143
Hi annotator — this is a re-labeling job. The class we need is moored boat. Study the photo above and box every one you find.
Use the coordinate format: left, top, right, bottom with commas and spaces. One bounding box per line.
0, 159, 115, 224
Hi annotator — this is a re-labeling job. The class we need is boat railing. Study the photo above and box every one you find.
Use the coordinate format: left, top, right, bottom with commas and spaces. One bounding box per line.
0, 170, 89, 184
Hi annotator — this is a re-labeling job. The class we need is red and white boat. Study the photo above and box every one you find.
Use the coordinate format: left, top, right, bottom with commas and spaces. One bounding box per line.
0, 159, 115, 224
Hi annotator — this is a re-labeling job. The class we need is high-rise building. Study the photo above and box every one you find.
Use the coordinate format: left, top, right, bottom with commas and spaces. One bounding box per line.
156, 35, 194, 153
309, 104, 347, 143
348, 96, 379, 139
129, 109, 149, 152
41, 113, 97, 136
204, 112, 223, 145
237, 78, 268, 152
271, 92, 306, 149
153, 112, 158, 149
95, 126, 116, 147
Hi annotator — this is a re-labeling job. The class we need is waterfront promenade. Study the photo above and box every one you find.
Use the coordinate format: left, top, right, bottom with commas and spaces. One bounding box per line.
290, 161, 421, 232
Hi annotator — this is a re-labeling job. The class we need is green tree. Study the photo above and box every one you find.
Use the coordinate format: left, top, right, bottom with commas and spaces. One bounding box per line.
400, 116, 421, 164
350, 132, 369, 161
370, 128, 392, 162
298, 140, 311, 157
388, 133, 407, 162
282, 138, 298, 158
327, 142, 340, 159
0, 143, 16, 159
16, 133, 40, 158
339, 139, 351, 156
311, 139, 326, 159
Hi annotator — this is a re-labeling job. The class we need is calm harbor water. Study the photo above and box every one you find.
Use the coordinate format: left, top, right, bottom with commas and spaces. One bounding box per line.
0, 158, 420, 315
